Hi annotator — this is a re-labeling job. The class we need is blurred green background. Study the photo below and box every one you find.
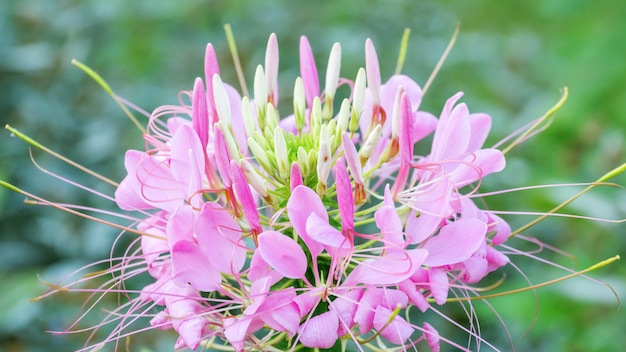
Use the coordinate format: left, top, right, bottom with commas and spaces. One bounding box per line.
1, 0, 624, 351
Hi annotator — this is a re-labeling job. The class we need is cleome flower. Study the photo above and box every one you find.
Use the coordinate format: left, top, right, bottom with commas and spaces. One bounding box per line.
5, 28, 623, 352
104, 31, 516, 351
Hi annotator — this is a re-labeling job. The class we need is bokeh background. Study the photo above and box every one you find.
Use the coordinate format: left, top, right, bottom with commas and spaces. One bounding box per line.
1, 0, 624, 351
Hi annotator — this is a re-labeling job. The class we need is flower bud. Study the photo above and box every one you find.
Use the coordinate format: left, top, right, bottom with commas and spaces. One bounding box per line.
274, 127, 290, 179
351, 67, 366, 133
323, 43, 342, 119
293, 77, 306, 132
239, 159, 269, 198
216, 120, 240, 161
212, 74, 231, 127
265, 33, 279, 105
316, 124, 332, 195
248, 137, 271, 171
360, 124, 382, 165
241, 96, 257, 141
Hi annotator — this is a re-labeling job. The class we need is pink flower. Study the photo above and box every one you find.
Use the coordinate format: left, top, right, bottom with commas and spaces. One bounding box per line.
24, 30, 618, 352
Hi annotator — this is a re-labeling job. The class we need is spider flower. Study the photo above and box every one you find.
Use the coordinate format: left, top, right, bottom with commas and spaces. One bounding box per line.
105, 32, 512, 351
11, 31, 622, 352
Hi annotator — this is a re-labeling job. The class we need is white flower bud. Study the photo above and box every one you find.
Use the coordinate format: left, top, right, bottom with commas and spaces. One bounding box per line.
359, 124, 382, 164
239, 159, 269, 198
241, 96, 257, 141
293, 77, 306, 132
274, 127, 289, 179
212, 74, 231, 127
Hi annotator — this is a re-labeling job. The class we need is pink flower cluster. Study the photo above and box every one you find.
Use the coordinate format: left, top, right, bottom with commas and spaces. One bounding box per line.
111, 34, 513, 351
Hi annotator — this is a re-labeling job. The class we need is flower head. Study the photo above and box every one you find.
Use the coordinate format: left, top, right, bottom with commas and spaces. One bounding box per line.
12, 29, 622, 352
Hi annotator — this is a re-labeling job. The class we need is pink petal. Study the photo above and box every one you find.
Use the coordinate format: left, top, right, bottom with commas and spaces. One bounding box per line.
299, 36, 320, 107
489, 212, 511, 246
459, 242, 489, 283
345, 249, 427, 286
114, 150, 158, 211
247, 251, 282, 284
171, 240, 221, 292
412, 111, 438, 143
353, 288, 379, 334
294, 287, 324, 318
375, 202, 404, 250
405, 180, 452, 244
191, 77, 209, 148
467, 112, 492, 152
133, 153, 185, 212
450, 148, 506, 187
299, 310, 339, 349
373, 306, 414, 345
231, 160, 261, 233
265, 33, 279, 104
196, 203, 246, 274
171, 310, 207, 350
170, 124, 205, 206
431, 102, 471, 161
330, 288, 363, 336
430, 92, 463, 159
334, 158, 354, 231
380, 75, 423, 113
341, 132, 363, 184
398, 91, 414, 163
286, 185, 326, 258
486, 246, 510, 271
224, 317, 253, 352
290, 162, 303, 192
258, 231, 307, 280
213, 125, 232, 187
428, 267, 449, 305
244, 276, 272, 315
204, 43, 220, 121
259, 290, 301, 335
374, 185, 404, 251
138, 212, 168, 266
422, 218, 487, 267
398, 280, 430, 312
423, 322, 440, 352
166, 205, 196, 247
306, 213, 351, 257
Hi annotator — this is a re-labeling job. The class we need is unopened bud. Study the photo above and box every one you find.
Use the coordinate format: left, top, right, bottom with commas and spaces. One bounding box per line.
265, 103, 279, 131
273, 127, 289, 179
316, 124, 332, 194
323, 43, 342, 120
241, 96, 257, 141
297, 146, 309, 177
310, 97, 322, 138
359, 124, 382, 165
217, 121, 240, 160
239, 159, 269, 198
352, 67, 366, 128
293, 77, 306, 132
212, 74, 231, 127
253, 65, 267, 118
335, 98, 351, 147
248, 137, 271, 171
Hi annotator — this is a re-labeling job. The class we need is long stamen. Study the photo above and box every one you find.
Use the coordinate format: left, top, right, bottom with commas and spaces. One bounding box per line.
71, 59, 145, 133
5, 124, 119, 187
